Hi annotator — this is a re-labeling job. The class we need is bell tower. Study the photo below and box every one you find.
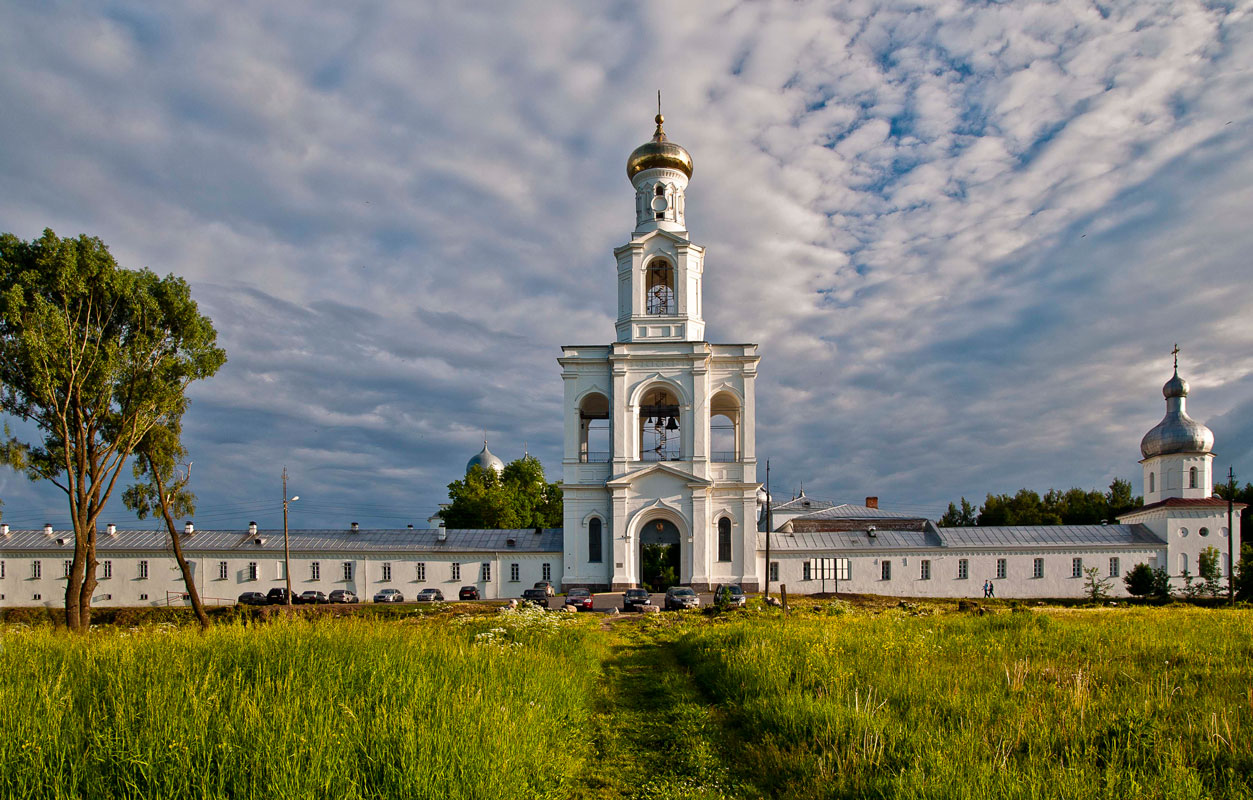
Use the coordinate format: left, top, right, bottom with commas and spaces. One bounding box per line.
559, 106, 761, 593
615, 111, 705, 343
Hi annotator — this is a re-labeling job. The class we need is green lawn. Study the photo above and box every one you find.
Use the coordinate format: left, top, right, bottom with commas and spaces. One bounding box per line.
1, 602, 1250, 799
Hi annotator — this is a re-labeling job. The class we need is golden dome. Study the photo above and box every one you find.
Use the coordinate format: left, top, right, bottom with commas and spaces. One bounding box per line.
627, 114, 693, 180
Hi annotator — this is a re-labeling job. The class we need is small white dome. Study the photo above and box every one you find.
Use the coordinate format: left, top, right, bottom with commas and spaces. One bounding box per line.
466, 442, 505, 475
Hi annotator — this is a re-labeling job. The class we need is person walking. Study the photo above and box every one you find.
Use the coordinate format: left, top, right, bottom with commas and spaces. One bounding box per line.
988, 581, 995, 598
982, 580, 990, 598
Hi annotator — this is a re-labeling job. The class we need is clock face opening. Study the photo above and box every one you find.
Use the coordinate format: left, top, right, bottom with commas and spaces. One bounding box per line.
650, 195, 669, 212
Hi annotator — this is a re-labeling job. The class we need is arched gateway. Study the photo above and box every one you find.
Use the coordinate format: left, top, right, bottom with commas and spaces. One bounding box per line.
558, 111, 761, 592
638, 517, 682, 592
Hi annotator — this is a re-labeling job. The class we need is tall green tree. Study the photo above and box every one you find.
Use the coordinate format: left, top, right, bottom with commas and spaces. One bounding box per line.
441, 455, 562, 529
0, 230, 225, 631
939, 497, 977, 527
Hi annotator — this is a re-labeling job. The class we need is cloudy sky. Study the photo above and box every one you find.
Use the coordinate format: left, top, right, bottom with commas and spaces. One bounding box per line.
2, 0, 1251, 530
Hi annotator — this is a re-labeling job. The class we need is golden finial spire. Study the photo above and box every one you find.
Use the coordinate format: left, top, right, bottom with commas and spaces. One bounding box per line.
654, 90, 666, 140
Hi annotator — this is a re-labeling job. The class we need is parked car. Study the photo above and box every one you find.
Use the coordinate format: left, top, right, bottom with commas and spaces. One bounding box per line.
533, 581, 555, 597
265, 587, 292, 604
373, 588, 405, 603
414, 588, 445, 603
328, 589, 358, 604
664, 586, 700, 610
237, 591, 268, 606
622, 587, 652, 611
297, 590, 328, 605
521, 588, 549, 608
458, 585, 480, 601
713, 583, 747, 608
566, 587, 594, 611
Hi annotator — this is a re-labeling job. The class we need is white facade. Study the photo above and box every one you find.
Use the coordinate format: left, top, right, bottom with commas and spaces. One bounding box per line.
559, 117, 760, 591
0, 527, 562, 608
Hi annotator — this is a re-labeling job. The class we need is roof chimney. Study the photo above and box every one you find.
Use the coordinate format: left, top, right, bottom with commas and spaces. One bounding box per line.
184, 521, 195, 535
867, 525, 877, 538
350, 522, 360, 533
248, 521, 258, 535
865, 496, 879, 509
506, 537, 516, 548
1, 523, 10, 537
43, 523, 54, 537
534, 526, 543, 535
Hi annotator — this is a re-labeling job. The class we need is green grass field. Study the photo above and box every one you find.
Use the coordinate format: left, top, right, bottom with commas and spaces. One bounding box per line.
1, 601, 1250, 799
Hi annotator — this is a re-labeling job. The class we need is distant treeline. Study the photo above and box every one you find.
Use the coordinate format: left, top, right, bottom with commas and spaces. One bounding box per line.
942, 478, 1253, 527
939, 479, 1142, 527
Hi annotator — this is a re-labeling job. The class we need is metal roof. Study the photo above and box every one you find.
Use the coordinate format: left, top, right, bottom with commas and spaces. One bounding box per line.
760, 528, 942, 551
758, 523, 1163, 552
769, 495, 836, 514
0, 528, 564, 554
792, 504, 926, 521
935, 524, 1164, 548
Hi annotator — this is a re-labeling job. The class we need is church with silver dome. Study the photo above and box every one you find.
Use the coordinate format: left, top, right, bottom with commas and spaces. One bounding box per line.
0, 115, 1242, 609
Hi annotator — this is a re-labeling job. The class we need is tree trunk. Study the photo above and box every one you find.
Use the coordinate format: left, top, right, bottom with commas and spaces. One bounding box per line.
149, 454, 210, 630
76, 526, 98, 630
64, 541, 84, 631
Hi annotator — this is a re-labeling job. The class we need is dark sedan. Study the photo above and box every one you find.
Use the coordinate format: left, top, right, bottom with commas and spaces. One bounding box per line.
297, 590, 328, 604
458, 585, 480, 600
664, 586, 700, 610
623, 588, 652, 611
237, 592, 268, 606
520, 588, 549, 608
714, 583, 747, 608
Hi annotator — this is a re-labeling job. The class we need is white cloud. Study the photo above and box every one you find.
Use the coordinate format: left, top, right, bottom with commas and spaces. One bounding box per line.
0, 0, 1250, 527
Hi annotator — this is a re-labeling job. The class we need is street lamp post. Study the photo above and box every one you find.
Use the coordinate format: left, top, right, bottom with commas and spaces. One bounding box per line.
282, 466, 299, 607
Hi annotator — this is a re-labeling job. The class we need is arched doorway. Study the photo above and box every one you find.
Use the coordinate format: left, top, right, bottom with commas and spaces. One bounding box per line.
639, 517, 681, 592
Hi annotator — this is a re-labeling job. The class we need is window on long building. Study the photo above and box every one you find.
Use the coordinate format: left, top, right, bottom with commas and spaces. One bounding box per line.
1033, 558, 1044, 579
140, 560, 150, 580
1109, 557, 1120, 577
881, 560, 891, 581
102, 560, 112, 580
32, 560, 41, 579
996, 559, 1007, 580
510, 563, 519, 582
416, 562, 425, 582
342, 562, 354, 582
451, 562, 461, 581
311, 561, 320, 581
957, 559, 968, 580
920, 560, 931, 580
218, 561, 228, 580
802, 561, 812, 581
1072, 557, 1083, 578
836, 558, 851, 581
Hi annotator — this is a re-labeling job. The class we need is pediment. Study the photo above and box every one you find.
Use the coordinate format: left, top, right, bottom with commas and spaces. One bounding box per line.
607, 462, 712, 489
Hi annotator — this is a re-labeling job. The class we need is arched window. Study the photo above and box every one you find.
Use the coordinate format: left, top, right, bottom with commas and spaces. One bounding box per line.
717, 517, 732, 562
1149, 472, 1155, 493
1179, 552, 1188, 575
710, 392, 741, 462
639, 387, 681, 461
578, 393, 610, 463
1189, 467, 1198, 489
645, 260, 675, 315
588, 518, 603, 563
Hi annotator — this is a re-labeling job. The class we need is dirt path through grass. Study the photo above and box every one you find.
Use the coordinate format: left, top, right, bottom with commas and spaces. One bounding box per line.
573, 620, 761, 800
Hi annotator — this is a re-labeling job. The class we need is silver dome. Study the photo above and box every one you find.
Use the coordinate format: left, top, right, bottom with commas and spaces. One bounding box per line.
1140, 370, 1214, 458
466, 442, 505, 475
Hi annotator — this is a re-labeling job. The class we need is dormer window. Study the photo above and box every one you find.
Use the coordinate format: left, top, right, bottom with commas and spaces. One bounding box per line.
646, 260, 675, 315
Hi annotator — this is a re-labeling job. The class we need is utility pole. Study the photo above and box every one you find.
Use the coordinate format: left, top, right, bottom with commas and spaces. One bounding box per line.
1228, 466, 1236, 605
282, 467, 299, 607
765, 459, 772, 598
